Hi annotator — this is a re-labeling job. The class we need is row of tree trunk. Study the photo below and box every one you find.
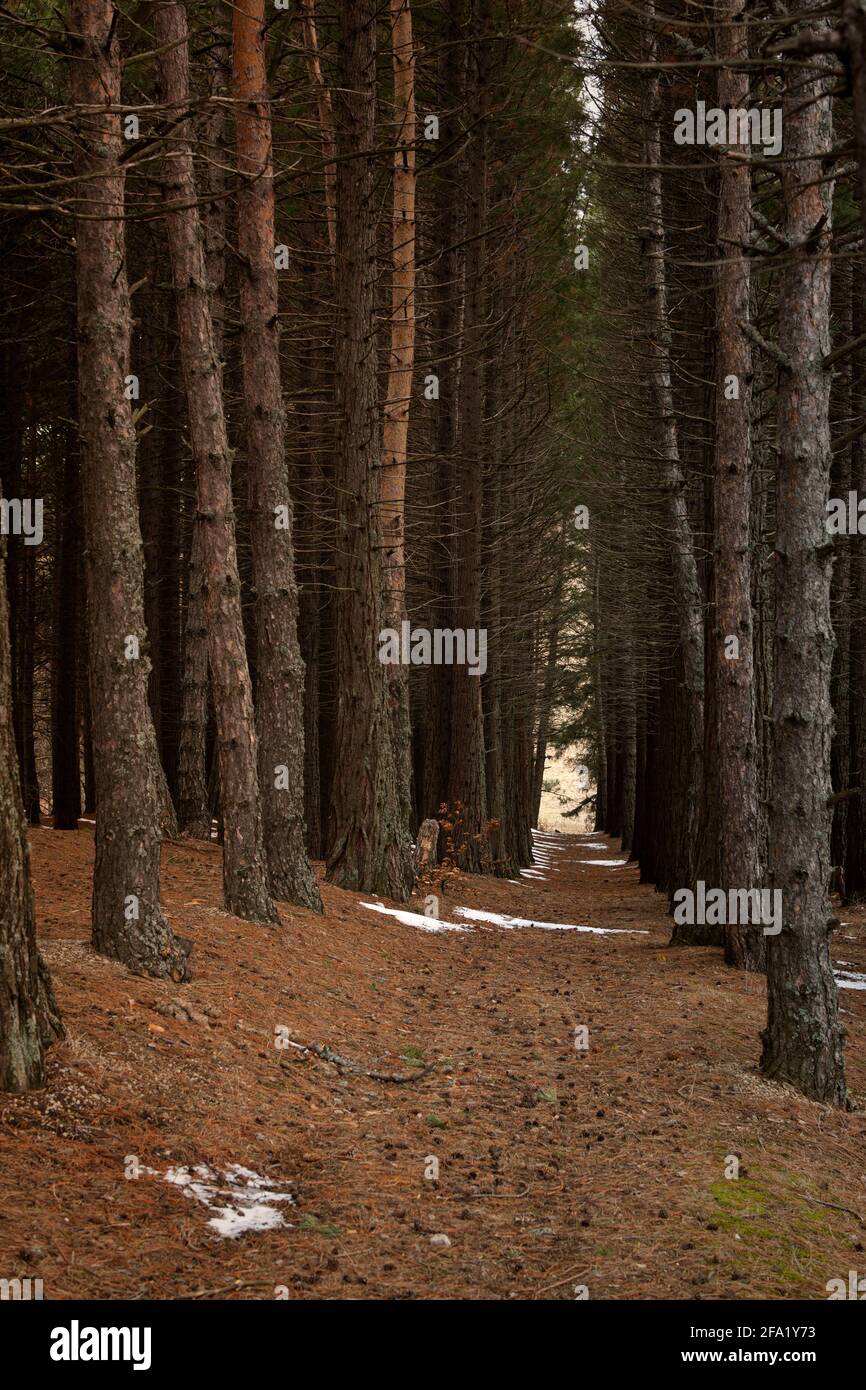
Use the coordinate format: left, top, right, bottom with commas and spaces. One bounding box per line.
0, 0, 577, 1088
588, 0, 859, 1105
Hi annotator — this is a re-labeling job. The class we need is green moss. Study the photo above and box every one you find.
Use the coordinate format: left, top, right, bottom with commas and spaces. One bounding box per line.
709, 1177, 770, 1228
298, 1214, 340, 1238
706, 1172, 845, 1295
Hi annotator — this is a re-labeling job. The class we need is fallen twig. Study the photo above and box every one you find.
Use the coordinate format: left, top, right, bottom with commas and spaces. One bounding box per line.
190, 1279, 278, 1300
790, 1191, 865, 1225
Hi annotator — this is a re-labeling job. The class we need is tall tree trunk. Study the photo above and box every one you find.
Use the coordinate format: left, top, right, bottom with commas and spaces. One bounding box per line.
176, 35, 229, 839
51, 422, 81, 829
299, 0, 337, 266
382, 0, 417, 621
294, 201, 327, 858
155, 0, 277, 924
18, 418, 39, 825
79, 557, 96, 817
842, 1, 866, 247
177, 519, 210, 838
481, 272, 512, 873
829, 255, 853, 876
138, 238, 167, 781
760, 27, 847, 1105
381, 0, 417, 856
447, 0, 490, 872
69, 0, 190, 979
845, 265, 866, 899
593, 550, 608, 833
714, 0, 764, 970
18, 509, 39, 825
232, 0, 321, 909
531, 531, 565, 829
1, 343, 25, 812
642, 2, 705, 934
419, 13, 464, 822
324, 0, 414, 899
0, 540, 63, 1091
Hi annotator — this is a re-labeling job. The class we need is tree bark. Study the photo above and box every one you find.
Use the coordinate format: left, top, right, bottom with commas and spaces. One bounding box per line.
155, 0, 277, 924
324, 0, 414, 899
714, 0, 764, 970
69, 0, 190, 978
176, 34, 229, 840
760, 26, 847, 1105
381, 0, 417, 861
447, 0, 491, 873
381, 0, 417, 622
419, 11, 464, 822
51, 420, 81, 829
0, 536, 63, 1091
299, 0, 337, 267
642, 2, 706, 936
845, 265, 866, 898
232, 0, 321, 909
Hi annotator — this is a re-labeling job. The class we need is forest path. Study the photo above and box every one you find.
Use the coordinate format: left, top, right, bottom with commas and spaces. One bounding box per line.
1, 825, 865, 1299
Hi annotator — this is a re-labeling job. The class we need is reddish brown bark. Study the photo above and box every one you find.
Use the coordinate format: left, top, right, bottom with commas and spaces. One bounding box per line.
155, 0, 277, 924
233, 0, 321, 909
447, 0, 491, 873
299, 0, 337, 266
324, 0, 413, 899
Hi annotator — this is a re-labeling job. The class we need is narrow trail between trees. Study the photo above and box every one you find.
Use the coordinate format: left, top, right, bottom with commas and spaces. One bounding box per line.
2, 825, 865, 1299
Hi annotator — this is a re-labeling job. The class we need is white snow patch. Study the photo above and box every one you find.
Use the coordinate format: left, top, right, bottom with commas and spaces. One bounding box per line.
144, 1162, 295, 1239
576, 857, 629, 867
835, 969, 866, 992
453, 906, 648, 935
360, 901, 469, 933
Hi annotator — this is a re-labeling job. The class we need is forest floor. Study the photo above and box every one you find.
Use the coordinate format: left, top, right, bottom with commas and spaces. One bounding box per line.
2, 824, 866, 1301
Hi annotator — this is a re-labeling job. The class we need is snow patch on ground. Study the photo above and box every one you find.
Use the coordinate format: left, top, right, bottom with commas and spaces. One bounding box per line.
143, 1163, 295, 1238
453, 906, 649, 935
359, 900, 646, 937
360, 902, 469, 933
835, 969, 866, 992
577, 858, 629, 867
